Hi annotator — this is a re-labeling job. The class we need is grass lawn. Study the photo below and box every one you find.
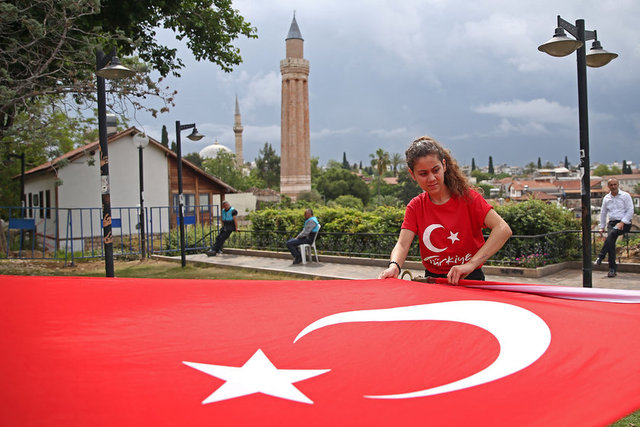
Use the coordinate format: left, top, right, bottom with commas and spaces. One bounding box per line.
0, 258, 312, 280
0, 258, 638, 425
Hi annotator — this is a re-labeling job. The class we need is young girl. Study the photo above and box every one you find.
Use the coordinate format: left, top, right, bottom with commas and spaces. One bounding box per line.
379, 136, 512, 284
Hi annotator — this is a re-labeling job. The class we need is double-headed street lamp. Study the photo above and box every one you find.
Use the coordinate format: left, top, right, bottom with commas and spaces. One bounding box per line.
133, 133, 149, 259
538, 16, 617, 288
175, 121, 204, 267
96, 48, 135, 277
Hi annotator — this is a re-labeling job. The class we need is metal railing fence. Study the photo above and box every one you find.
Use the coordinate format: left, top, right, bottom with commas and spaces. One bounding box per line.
1, 205, 220, 264
2, 205, 639, 268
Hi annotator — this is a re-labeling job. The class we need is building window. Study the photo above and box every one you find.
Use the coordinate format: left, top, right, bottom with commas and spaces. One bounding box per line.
199, 193, 210, 212
28, 193, 33, 218
173, 193, 196, 215
45, 190, 51, 219
39, 191, 44, 218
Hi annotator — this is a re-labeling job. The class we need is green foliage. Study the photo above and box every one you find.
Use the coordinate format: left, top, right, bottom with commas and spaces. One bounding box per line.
183, 152, 204, 169
83, 0, 257, 77
163, 225, 213, 252
523, 162, 536, 175
493, 172, 511, 179
369, 194, 402, 208
370, 148, 391, 196
1, 0, 256, 141
476, 183, 493, 198
202, 151, 246, 190
310, 157, 322, 182
161, 125, 169, 147
390, 153, 404, 176
488, 156, 494, 175
254, 142, 280, 189
471, 169, 492, 182
329, 195, 364, 210
341, 152, 350, 170
316, 167, 370, 204
297, 190, 324, 204
394, 169, 422, 204
491, 200, 581, 266
593, 164, 622, 176
249, 205, 405, 235
495, 199, 579, 235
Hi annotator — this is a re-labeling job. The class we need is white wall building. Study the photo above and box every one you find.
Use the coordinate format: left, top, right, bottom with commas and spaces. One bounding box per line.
18, 127, 235, 252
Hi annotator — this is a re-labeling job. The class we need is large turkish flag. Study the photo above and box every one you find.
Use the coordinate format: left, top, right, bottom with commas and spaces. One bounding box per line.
1, 275, 639, 426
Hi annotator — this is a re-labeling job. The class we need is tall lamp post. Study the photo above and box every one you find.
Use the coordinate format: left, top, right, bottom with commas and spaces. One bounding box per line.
175, 121, 204, 267
538, 16, 618, 288
133, 133, 149, 259
96, 48, 136, 277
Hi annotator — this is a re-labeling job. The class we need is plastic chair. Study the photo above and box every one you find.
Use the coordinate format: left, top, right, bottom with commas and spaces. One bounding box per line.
299, 224, 321, 264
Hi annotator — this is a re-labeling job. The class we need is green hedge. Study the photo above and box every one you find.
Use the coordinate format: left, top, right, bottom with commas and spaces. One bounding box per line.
248, 206, 405, 234
246, 200, 583, 265
249, 199, 580, 236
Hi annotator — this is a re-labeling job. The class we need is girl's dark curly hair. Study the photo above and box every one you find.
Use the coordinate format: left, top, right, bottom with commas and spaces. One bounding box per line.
405, 136, 473, 198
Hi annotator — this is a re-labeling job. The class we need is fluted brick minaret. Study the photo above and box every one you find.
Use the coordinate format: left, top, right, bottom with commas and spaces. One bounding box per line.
280, 14, 310, 199
233, 95, 244, 167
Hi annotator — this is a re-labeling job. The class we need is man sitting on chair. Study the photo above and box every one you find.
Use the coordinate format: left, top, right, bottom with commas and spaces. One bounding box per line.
286, 208, 320, 265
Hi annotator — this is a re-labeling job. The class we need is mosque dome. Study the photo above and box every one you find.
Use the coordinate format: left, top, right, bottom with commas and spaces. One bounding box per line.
199, 140, 233, 159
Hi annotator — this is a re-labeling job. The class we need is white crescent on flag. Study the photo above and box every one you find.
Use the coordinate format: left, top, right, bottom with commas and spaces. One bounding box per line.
294, 300, 551, 398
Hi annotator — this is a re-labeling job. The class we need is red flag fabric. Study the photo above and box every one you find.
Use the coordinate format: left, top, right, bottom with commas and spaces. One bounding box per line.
1, 275, 639, 426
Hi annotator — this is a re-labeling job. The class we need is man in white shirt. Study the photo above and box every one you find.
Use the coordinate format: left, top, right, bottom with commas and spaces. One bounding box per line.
595, 178, 634, 277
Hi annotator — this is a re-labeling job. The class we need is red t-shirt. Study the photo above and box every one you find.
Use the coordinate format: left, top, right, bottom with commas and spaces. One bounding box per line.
401, 190, 493, 274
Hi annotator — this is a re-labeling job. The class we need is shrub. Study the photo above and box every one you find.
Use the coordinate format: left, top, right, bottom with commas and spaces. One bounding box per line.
495, 199, 579, 235
329, 195, 364, 210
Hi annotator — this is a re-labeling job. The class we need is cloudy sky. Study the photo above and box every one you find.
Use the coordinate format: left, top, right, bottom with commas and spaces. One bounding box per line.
132, 0, 640, 170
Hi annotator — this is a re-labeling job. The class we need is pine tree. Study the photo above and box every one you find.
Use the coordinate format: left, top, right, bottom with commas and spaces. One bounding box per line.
161, 125, 169, 147
488, 156, 494, 175
471, 158, 476, 171
342, 152, 350, 169
564, 156, 569, 169
537, 157, 542, 169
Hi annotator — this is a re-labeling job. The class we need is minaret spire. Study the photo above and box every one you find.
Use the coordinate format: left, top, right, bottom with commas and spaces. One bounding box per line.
233, 95, 243, 167
280, 13, 310, 199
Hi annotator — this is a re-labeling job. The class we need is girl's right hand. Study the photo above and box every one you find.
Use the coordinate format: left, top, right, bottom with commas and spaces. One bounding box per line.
378, 266, 399, 279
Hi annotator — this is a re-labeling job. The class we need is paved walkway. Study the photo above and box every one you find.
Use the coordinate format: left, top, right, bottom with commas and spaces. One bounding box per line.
161, 252, 640, 291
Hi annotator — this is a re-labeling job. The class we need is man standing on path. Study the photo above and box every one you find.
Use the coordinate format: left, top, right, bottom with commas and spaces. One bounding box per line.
207, 200, 238, 256
286, 208, 320, 264
596, 178, 634, 277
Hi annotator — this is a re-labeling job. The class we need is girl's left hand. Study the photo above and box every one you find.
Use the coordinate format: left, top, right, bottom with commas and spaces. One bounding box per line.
447, 263, 475, 285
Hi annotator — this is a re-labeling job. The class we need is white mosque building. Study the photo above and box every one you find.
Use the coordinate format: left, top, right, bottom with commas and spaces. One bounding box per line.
199, 140, 233, 160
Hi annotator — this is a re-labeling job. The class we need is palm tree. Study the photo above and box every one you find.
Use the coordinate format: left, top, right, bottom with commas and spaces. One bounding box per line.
390, 152, 403, 176
370, 148, 390, 197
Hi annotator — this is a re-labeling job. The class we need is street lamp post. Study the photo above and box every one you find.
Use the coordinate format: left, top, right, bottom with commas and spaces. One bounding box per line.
133, 133, 149, 259
538, 16, 617, 288
175, 121, 204, 267
96, 48, 135, 277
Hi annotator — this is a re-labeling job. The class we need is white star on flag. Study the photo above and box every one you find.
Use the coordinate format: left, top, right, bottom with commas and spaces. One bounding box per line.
183, 349, 330, 404
447, 231, 460, 244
